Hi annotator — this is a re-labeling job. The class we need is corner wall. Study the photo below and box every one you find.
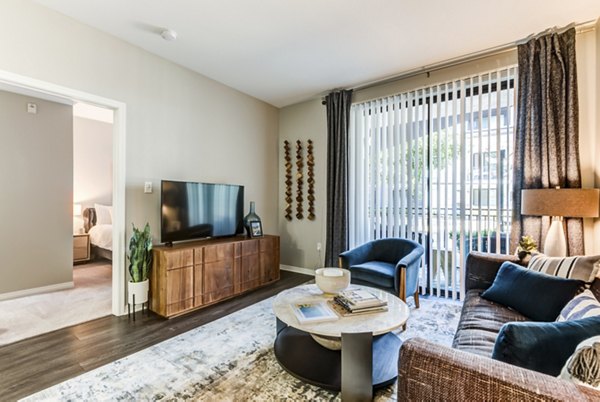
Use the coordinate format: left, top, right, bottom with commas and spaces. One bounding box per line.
0, 90, 73, 294
278, 99, 327, 270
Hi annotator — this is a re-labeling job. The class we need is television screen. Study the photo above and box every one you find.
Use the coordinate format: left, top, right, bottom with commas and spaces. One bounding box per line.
161, 180, 244, 243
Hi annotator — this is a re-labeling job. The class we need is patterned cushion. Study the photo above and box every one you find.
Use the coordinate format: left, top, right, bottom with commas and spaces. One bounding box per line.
528, 254, 600, 284
557, 290, 600, 322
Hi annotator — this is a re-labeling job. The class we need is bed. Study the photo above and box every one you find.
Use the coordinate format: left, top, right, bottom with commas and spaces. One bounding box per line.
83, 207, 113, 261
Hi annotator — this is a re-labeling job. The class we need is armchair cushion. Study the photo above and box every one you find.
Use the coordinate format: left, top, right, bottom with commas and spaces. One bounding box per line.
492, 316, 600, 376
481, 262, 584, 322
349, 261, 395, 289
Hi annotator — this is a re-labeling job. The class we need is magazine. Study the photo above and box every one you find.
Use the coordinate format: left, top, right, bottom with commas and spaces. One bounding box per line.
328, 300, 388, 317
338, 289, 386, 309
291, 301, 339, 324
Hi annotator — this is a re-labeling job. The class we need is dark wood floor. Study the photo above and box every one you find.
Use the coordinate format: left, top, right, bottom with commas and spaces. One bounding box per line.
0, 270, 311, 401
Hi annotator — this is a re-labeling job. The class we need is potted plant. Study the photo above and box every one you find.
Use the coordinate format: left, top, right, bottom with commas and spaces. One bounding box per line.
128, 223, 153, 305
516, 235, 538, 263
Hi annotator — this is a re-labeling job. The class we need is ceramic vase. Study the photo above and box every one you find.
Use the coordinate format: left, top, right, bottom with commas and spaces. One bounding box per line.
243, 201, 261, 236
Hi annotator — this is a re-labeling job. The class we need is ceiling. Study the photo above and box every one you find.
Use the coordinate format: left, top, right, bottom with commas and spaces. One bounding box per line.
35, 0, 600, 108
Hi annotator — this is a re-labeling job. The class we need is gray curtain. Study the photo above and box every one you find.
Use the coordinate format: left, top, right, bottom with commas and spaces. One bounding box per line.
510, 28, 583, 255
325, 89, 353, 267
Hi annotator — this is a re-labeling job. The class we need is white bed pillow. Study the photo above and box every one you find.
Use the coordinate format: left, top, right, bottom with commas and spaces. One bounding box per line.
95, 203, 112, 225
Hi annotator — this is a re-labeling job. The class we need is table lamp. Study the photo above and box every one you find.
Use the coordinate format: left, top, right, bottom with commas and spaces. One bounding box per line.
521, 188, 600, 256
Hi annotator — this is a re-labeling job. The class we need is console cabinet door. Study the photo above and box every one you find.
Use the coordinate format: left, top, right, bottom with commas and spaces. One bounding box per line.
203, 243, 235, 304
260, 237, 280, 283
240, 239, 260, 292
166, 266, 194, 316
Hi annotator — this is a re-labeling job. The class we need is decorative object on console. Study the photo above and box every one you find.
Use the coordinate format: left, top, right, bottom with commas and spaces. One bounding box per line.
516, 235, 537, 262
296, 140, 303, 219
307, 139, 315, 220
249, 221, 263, 238
283, 140, 293, 221
243, 201, 261, 237
127, 222, 153, 320
315, 267, 350, 294
521, 188, 600, 257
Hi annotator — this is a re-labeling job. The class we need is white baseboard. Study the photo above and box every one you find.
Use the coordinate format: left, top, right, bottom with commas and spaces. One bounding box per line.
0, 281, 75, 301
280, 264, 315, 276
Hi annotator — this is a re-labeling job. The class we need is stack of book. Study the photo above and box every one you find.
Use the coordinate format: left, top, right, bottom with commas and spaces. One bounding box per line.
331, 289, 388, 316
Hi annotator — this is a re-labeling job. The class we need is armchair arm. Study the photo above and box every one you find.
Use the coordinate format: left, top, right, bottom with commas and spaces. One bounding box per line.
398, 338, 599, 401
339, 242, 372, 268
465, 252, 521, 291
396, 246, 424, 269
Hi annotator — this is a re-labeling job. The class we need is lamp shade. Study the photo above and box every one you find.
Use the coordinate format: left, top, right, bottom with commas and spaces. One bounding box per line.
521, 188, 600, 218
73, 203, 82, 216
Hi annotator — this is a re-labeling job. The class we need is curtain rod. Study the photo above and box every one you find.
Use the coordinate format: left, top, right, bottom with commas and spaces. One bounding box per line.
322, 19, 596, 103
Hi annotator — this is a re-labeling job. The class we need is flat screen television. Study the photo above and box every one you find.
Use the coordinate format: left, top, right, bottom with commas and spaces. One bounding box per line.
161, 180, 244, 243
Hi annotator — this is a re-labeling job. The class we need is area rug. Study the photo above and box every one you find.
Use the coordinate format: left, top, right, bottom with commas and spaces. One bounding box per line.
24, 294, 462, 401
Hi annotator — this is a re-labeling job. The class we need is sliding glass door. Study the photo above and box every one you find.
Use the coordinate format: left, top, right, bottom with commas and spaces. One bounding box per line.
348, 67, 517, 300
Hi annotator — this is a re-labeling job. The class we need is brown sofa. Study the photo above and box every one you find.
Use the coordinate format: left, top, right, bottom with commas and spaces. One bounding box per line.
398, 252, 600, 401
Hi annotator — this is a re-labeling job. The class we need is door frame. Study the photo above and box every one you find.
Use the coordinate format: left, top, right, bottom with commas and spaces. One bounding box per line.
0, 69, 128, 316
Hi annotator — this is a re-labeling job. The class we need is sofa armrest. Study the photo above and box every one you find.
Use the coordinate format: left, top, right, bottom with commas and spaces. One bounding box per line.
398, 338, 600, 401
465, 252, 521, 291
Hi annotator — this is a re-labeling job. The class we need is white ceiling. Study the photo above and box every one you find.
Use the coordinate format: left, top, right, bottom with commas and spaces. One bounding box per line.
35, 0, 600, 108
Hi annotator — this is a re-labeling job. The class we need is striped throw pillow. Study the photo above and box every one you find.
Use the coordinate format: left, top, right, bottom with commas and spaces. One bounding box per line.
528, 254, 600, 284
557, 290, 600, 322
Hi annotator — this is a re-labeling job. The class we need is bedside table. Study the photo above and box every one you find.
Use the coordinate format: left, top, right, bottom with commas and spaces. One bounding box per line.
73, 233, 91, 263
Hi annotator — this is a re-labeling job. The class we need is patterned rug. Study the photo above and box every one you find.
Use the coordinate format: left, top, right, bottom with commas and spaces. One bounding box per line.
24, 294, 462, 401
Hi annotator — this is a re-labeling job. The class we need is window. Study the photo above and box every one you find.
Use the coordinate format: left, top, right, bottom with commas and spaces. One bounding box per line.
348, 67, 517, 300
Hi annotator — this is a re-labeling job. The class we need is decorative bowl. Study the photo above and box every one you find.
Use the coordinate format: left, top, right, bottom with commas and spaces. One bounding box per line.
315, 268, 351, 295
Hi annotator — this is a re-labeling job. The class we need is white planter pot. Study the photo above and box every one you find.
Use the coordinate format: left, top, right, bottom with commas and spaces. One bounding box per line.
128, 279, 149, 305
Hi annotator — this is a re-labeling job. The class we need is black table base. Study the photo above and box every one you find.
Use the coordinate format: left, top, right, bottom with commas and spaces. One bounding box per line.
274, 319, 401, 397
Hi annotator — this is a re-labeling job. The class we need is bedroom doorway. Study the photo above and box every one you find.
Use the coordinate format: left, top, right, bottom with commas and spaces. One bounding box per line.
0, 69, 127, 324
72, 102, 114, 325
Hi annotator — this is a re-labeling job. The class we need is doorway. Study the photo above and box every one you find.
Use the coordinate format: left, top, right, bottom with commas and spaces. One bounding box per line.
0, 70, 127, 319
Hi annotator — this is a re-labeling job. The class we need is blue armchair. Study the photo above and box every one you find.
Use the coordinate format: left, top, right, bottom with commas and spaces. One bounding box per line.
339, 238, 424, 307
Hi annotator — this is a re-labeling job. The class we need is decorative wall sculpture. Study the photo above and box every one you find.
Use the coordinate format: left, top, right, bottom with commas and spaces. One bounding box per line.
307, 139, 315, 220
283, 139, 315, 221
283, 140, 293, 221
295, 140, 303, 219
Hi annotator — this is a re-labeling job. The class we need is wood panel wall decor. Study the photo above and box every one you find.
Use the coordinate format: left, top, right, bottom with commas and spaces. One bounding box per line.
296, 140, 303, 219
283, 140, 293, 221
307, 139, 315, 220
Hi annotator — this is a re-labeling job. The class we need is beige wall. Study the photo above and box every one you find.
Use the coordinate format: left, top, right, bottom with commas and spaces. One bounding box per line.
278, 99, 327, 269
73, 116, 113, 208
279, 26, 600, 268
0, 90, 73, 294
0, 1, 279, 295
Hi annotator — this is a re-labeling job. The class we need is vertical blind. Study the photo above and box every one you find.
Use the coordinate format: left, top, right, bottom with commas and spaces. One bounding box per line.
348, 66, 518, 300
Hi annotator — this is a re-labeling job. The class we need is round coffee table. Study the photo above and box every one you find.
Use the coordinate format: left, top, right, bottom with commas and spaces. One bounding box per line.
272, 284, 409, 400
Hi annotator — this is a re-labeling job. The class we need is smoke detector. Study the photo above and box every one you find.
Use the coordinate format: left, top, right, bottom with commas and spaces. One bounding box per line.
160, 29, 177, 41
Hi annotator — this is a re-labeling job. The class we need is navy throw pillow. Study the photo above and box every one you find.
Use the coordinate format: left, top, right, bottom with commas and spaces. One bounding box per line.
481, 262, 584, 321
492, 316, 600, 376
